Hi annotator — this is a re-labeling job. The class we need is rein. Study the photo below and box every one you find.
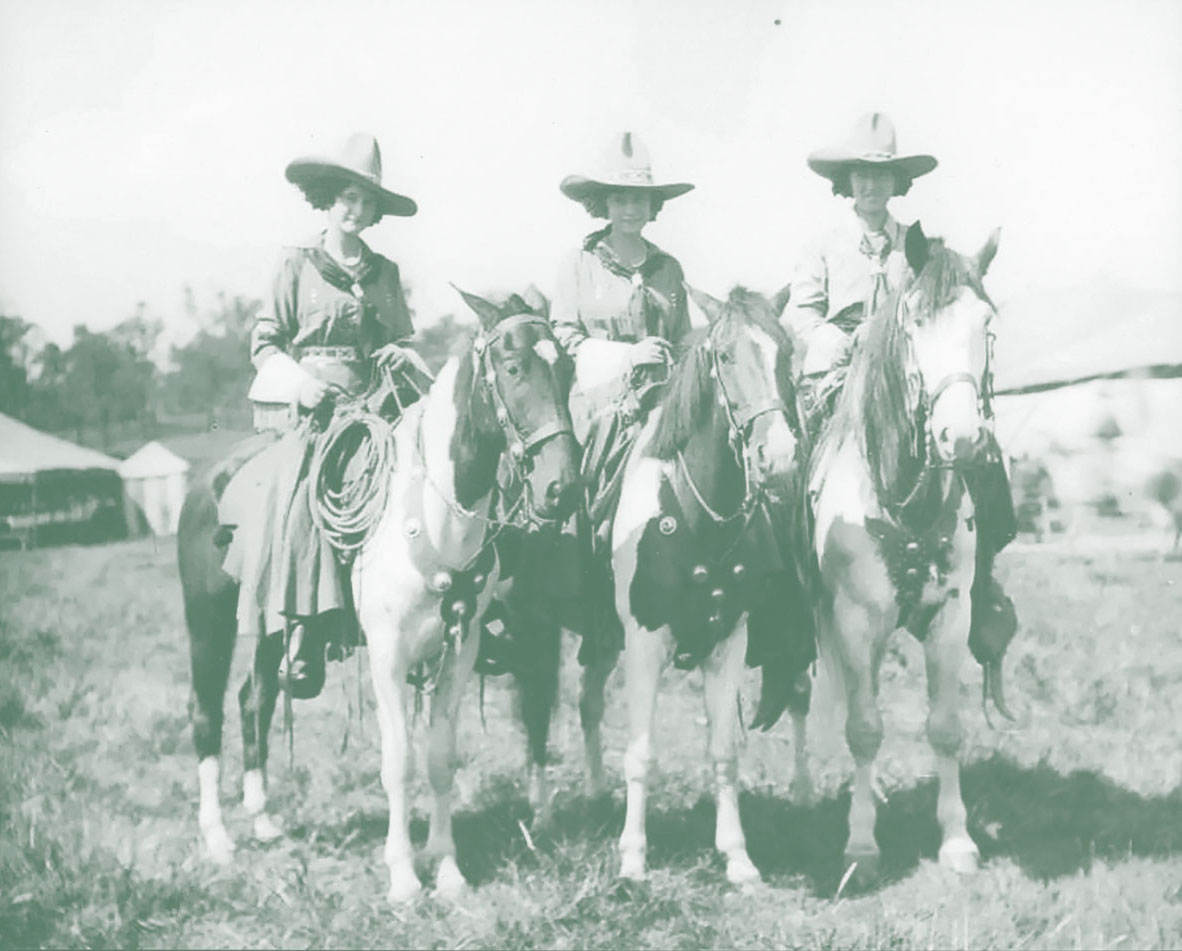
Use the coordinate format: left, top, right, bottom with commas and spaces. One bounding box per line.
672, 336, 788, 527
471, 315, 574, 528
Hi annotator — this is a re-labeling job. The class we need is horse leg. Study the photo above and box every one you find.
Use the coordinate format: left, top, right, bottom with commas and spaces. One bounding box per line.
618, 625, 667, 881
789, 705, 815, 806
515, 601, 560, 826
362, 624, 420, 903
924, 590, 980, 873
703, 623, 760, 886
238, 628, 284, 842
187, 589, 237, 865
832, 592, 888, 886
579, 650, 615, 798
424, 633, 478, 899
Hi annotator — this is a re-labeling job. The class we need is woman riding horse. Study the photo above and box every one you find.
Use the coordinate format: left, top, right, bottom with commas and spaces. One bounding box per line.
783, 113, 1018, 691
222, 132, 425, 699
550, 131, 695, 663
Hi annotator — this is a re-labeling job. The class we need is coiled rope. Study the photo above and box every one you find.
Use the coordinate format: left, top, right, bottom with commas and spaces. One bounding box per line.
308, 405, 398, 564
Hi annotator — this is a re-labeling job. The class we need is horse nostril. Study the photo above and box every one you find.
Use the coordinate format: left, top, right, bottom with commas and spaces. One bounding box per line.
938, 426, 952, 446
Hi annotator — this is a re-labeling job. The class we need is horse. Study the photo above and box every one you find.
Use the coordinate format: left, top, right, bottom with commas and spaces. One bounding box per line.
577, 286, 804, 885
802, 222, 1001, 884
177, 290, 579, 901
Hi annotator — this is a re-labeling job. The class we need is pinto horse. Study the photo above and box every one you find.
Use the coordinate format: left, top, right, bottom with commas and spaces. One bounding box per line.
578, 287, 803, 885
805, 223, 1001, 884
177, 291, 579, 900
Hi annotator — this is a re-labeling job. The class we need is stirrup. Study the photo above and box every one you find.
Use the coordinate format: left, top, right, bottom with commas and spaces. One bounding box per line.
278, 623, 327, 700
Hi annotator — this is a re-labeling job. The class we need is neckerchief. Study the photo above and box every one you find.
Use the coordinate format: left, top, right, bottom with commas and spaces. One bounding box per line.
859, 226, 894, 317
305, 240, 380, 300
583, 228, 674, 339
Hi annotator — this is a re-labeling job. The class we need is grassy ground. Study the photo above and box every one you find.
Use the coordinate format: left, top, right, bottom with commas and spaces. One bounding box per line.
1, 535, 1180, 949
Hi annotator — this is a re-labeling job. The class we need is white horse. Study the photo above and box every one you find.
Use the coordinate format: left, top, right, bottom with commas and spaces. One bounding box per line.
179, 290, 578, 901
805, 223, 1000, 884
579, 288, 802, 885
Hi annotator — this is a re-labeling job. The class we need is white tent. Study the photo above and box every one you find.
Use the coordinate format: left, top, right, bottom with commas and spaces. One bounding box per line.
0, 412, 124, 547
118, 440, 190, 536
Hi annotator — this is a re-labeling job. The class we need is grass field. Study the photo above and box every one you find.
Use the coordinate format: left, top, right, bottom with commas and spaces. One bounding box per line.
1, 535, 1180, 949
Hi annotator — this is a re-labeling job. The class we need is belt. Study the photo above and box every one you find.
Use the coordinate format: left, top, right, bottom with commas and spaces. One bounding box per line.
297, 346, 360, 360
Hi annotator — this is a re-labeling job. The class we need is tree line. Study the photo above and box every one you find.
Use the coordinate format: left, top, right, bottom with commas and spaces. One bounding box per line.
0, 290, 464, 452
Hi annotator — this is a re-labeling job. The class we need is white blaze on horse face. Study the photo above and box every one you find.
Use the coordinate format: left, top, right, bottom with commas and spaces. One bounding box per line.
749, 323, 796, 477
533, 339, 559, 366
910, 288, 990, 462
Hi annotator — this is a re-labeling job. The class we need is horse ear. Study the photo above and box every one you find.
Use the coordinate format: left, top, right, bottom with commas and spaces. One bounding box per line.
975, 228, 1001, 276
771, 282, 792, 318
523, 284, 550, 318
452, 285, 502, 331
905, 221, 930, 274
686, 284, 724, 325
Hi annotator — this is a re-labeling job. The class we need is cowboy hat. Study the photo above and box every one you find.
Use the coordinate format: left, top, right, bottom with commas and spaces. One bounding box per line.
286, 132, 417, 218
807, 113, 937, 190
560, 131, 694, 203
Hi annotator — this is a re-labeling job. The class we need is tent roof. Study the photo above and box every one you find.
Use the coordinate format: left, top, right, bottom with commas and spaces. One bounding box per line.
0, 413, 121, 476
118, 440, 191, 478
994, 286, 1182, 392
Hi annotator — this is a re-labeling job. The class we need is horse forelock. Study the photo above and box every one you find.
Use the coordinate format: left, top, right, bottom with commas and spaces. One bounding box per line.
909, 240, 992, 320
648, 290, 795, 460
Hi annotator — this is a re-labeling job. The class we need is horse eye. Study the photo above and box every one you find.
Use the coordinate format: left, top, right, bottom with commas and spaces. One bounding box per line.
505, 363, 521, 378
718, 352, 733, 364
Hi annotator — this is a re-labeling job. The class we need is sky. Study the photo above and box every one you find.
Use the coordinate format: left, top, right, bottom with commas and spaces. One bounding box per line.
1, 0, 1180, 357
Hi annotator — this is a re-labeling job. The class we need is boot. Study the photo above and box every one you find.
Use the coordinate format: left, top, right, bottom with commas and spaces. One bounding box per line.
965, 445, 1019, 718
278, 619, 327, 700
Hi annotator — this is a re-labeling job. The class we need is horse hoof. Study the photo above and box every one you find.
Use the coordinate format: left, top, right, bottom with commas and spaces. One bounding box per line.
387, 870, 423, 904
841, 850, 880, 890
725, 852, 762, 886
619, 852, 647, 882
435, 857, 469, 899
938, 838, 980, 874
253, 813, 284, 842
201, 824, 236, 866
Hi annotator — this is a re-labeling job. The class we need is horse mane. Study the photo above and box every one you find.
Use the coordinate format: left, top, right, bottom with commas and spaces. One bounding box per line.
647, 328, 713, 459
649, 287, 793, 460
813, 239, 979, 503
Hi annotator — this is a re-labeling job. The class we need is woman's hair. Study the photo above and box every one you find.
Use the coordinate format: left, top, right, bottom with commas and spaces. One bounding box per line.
579, 189, 666, 221
296, 173, 384, 222
829, 166, 914, 199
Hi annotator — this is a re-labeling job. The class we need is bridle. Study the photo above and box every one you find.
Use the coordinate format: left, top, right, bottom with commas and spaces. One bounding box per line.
675, 323, 793, 525
470, 313, 574, 525
889, 287, 996, 512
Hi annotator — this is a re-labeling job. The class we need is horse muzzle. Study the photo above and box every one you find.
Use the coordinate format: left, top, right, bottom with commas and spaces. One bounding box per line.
747, 411, 798, 484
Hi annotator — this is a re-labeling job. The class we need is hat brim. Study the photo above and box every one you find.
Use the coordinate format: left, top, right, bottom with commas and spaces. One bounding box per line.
559, 175, 695, 203
806, 150, 938, 183
286, 159, 418, 217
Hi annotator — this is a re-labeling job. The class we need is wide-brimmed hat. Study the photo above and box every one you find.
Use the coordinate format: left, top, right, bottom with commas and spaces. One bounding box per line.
285, 132, 417, 217
807, 113, 937, 186
560, 132, 694, 204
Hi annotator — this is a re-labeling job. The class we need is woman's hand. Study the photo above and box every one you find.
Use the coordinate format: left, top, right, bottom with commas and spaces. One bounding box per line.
629, 336, 672, 368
